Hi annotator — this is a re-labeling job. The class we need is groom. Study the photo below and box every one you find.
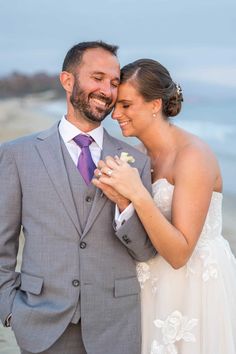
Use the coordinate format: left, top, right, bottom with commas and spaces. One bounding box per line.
0, 41, 155, 354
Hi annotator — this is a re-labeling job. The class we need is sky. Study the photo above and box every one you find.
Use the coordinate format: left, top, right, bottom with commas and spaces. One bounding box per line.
0, 0, 236, 93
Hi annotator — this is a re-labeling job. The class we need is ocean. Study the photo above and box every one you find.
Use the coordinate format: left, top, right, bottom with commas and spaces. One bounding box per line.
41, 96, 236, 196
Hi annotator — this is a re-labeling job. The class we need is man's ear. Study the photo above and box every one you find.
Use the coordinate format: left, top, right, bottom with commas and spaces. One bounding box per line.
60, 71, 74, 93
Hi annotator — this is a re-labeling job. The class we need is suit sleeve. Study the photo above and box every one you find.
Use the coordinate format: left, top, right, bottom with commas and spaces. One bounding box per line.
114, 156, 157, 261
0, 144, 22, 324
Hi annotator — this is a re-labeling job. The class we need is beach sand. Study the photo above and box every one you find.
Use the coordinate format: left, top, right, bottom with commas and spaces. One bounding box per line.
0, 96, 235, 354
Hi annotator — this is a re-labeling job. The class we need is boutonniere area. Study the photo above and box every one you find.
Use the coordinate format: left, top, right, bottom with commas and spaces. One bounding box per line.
119, 152, 135, 164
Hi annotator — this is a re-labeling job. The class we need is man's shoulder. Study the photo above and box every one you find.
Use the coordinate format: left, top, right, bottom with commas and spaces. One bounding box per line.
0, 132, 41, 157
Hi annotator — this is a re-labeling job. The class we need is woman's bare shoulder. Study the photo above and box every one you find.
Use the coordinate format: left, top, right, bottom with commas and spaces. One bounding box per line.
174, 131, 222, 189
177, 131, 218, 165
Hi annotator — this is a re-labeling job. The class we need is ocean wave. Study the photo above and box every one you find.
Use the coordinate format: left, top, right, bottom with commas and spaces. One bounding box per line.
177, 120, 235, 141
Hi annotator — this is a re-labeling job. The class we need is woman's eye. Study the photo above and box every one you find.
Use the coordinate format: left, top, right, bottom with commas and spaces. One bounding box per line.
123, 104, 130, 109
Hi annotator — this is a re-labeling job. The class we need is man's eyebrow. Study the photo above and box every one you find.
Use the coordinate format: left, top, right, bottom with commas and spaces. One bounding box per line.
91, 71, 120, 82
91, 71, 105, 75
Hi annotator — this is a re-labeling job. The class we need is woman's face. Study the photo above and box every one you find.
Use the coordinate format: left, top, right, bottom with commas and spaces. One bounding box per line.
112, 82, 154, 137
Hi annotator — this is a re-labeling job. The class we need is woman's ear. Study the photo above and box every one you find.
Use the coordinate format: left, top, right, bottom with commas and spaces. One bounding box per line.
152, 98, 162, 115
59, 71, 74, 93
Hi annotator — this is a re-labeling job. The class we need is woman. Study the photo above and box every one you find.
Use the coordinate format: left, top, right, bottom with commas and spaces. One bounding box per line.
92, 59, 236, 353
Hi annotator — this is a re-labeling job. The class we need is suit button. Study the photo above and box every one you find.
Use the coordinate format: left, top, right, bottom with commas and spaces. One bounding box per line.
85, 196, 92, 202
122, 235, 131, 244
72, 280, 80, 287
80, 241, 87, 249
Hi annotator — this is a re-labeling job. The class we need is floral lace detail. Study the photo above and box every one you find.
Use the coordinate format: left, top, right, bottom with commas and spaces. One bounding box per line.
186, 238, 219, 281
151, 311, 198, 354
152, 179, 173, 221
136, 262, 151, 288
187, 235, 236, 281
151, 341, 177, 354
151, 276, 159, 294
152, 179, 233, 282
136, 260, 159, 293
152, 179, 223, 237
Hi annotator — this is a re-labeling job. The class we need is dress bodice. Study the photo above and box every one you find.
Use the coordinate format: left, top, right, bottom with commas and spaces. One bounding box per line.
152, 178, 223, 243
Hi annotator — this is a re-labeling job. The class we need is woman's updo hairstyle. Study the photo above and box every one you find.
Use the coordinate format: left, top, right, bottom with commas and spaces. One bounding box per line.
120, 59, 183, 118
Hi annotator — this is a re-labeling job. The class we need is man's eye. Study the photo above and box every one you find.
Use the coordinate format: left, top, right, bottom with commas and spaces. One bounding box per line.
123, 104, 130, 109
94, 77, 102, 81
111, 82, 119, 88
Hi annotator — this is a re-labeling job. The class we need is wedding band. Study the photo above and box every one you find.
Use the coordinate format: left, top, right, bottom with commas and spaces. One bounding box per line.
106, 169, 113, 177
97, 171, 102, 178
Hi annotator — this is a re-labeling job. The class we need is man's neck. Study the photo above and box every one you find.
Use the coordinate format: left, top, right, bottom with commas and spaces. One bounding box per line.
65, 114, 100, 133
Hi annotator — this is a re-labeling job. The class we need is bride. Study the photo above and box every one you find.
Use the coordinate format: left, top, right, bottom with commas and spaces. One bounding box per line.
93, 58, 236, 353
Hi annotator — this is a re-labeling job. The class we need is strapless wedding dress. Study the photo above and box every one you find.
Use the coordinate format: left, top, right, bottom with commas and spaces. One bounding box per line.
137, 178, 236, 354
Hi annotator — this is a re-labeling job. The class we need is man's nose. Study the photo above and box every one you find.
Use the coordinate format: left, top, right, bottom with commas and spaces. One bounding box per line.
100, 81, 112, 97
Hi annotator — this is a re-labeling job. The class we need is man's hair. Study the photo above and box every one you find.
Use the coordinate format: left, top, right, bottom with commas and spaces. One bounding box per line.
62, 40, 119, 72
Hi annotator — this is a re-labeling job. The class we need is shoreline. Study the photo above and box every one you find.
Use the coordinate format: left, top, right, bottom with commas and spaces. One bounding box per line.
0, 95, 235, 354
0, 94, 57, 143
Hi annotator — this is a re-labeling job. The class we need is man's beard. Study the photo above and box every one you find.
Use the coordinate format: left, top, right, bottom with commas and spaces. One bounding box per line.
70, 80, 113, 123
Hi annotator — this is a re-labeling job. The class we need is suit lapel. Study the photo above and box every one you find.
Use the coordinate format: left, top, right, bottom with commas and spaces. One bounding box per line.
35, 123, 82, 236
82, 129, 123, 238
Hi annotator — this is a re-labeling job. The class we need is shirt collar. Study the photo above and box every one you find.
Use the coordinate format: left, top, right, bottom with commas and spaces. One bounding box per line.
59, 116, 104, 149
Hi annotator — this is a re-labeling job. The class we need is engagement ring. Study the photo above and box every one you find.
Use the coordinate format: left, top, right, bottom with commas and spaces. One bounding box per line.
106, 169, 113, 177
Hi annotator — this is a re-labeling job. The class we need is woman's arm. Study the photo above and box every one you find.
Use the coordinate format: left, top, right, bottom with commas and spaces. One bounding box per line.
95, 145, 221, 268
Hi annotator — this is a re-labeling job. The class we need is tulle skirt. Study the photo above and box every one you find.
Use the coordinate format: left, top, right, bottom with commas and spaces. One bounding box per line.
137, 235, 236, 354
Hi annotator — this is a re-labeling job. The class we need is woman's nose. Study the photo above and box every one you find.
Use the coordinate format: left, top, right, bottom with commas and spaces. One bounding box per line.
112, 107, 122, 120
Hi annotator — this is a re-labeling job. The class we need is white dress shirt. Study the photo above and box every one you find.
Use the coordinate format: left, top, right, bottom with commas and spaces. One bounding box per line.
59, 116, 134, 228
59, 115, 103, 166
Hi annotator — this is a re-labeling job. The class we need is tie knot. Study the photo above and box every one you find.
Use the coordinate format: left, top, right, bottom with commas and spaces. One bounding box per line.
73, 134, 94, 148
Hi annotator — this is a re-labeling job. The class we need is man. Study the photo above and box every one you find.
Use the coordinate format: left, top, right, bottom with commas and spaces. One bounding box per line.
0, 41, 155, 354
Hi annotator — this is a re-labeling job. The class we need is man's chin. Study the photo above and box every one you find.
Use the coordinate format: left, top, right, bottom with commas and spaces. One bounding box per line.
88, 108, 111, 122
84, 112, 108, 123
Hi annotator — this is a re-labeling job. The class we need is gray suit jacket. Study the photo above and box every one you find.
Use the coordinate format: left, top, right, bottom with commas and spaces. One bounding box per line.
0, 122, 155, 354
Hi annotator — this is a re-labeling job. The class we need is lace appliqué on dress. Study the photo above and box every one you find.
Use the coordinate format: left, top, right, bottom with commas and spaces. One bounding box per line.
151, 311, 198, 354
137, 260, 159, 294
136, 262, 151, 288
186, 239, 219, 281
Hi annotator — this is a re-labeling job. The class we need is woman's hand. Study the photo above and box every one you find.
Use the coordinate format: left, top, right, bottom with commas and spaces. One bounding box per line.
92, 156, 145, 202
92, 174, 130, 212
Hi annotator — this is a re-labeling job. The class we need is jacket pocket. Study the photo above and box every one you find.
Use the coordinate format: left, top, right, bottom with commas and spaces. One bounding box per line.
114, 276, 140, 297
20, 273, 44, 295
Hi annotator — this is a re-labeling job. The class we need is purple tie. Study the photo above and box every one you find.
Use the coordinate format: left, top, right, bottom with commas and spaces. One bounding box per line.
73, 134, 96, 185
